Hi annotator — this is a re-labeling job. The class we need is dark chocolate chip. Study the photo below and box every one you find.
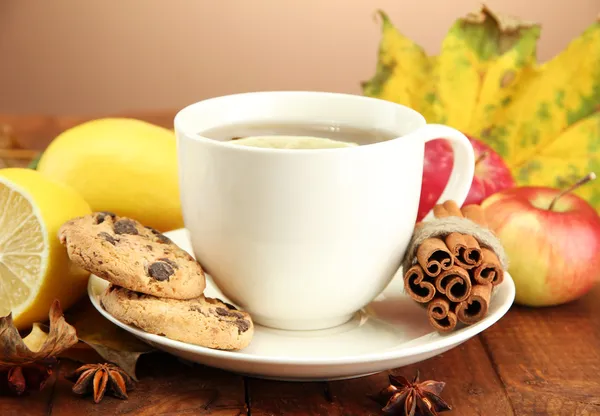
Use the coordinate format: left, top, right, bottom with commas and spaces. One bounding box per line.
215, 307, 243, 319
234, 319, 250, 333
214, 307, 229, 316
98, 232, 117, 245
222, 301, 238, 311
147, 261, 174, 281
157, 257, 179, 269
146, 226, 171, 243
114, 219, 139, 235
96, 211, 116, 224
156, 234, 171, 244
146, 245, 153, 251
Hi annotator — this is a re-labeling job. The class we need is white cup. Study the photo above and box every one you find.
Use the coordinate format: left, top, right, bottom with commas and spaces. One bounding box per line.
174, 91, 474, 331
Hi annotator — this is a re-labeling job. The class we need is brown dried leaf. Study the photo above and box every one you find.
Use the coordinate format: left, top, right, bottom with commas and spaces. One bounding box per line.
62, 298, 154, 381
0, 299, 78, 369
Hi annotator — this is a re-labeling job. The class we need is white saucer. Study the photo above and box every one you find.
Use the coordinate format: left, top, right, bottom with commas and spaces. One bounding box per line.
88, 228, 515, 381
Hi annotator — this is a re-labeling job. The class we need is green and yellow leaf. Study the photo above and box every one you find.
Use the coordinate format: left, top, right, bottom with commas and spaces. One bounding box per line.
362, 11, 435, 121
363, 5, 600, 211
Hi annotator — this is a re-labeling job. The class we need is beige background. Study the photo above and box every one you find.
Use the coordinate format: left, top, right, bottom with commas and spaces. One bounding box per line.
0, 0, 598, 115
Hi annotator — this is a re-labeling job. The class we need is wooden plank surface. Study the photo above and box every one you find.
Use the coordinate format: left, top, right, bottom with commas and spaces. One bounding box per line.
0, 372, 57, 416
51, 355, 247, 416
0, 354, 247, 416
480, 285, 600, 416
246, 338, 513, 415
1, 113, 600, 415
330, 338, 515, 416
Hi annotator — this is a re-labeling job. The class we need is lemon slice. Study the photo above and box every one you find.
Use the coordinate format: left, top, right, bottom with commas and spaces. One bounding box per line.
231, 135, 358, 149
0, 181, 45, 318
0, 168, 91, 329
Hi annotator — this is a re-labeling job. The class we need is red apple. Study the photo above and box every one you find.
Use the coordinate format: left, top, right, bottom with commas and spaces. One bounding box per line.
481, 174, 600, 307
418, 135, 515, 221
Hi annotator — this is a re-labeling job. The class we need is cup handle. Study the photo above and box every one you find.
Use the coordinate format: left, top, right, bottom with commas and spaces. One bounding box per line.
417, 124, 475, 221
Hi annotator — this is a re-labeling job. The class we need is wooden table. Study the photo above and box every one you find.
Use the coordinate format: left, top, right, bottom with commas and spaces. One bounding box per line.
1, 114, 599, 416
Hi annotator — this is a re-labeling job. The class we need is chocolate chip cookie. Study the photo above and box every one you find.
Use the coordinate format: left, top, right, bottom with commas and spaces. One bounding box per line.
101, 285, 254, 350
59, 212, 205, 299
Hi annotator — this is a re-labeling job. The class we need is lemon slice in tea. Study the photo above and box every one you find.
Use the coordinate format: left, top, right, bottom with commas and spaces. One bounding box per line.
231, 136, 358, 149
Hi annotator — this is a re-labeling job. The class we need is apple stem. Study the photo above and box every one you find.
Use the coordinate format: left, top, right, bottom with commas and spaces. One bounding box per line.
475, 151, 488, 167
548, 172, 597, 211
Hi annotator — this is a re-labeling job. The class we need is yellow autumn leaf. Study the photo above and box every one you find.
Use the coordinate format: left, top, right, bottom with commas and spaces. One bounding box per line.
362, 11, 436, 121
363, 5, 600, 211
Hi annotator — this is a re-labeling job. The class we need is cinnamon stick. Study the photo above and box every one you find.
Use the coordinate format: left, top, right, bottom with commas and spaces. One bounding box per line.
427, 297, 458, 332
455, 283, 492, 324
461, 204, 488, 228
473, 248, 504, 286
433, 200, 464, 219
416, 238, 454, 277
403, 264, 436, 303
434, 265, 472, 302
444, 232, 483, 269
442, 200, 463, 217
433, 204, 449, 219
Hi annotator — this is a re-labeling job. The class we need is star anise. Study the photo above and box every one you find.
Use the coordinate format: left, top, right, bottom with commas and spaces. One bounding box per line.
66, 363, 135, 403
371, 371, 452, 415
0, 360, 55, 395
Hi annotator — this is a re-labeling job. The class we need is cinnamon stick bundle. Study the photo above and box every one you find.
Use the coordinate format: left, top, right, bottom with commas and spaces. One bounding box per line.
403, 200, 506, 333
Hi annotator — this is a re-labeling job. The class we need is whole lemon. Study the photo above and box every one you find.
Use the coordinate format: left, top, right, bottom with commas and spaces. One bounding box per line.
37, 118, 183, 231
0, 168, 92, 329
